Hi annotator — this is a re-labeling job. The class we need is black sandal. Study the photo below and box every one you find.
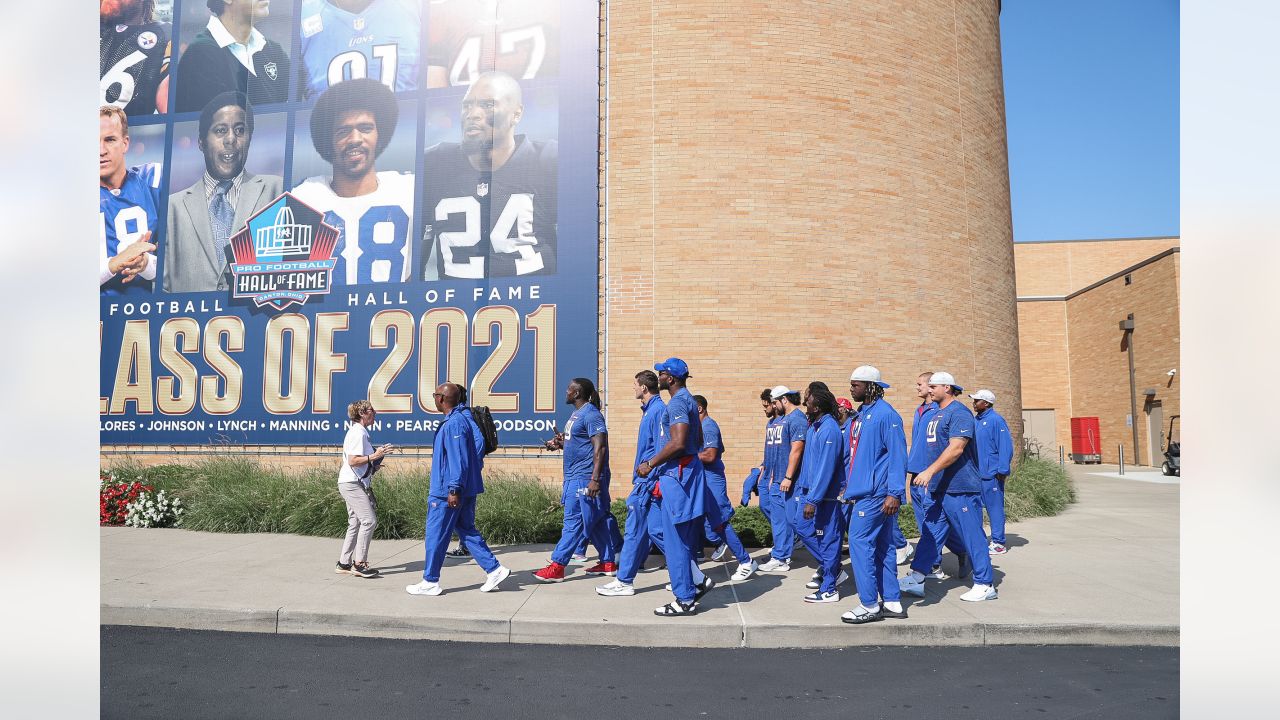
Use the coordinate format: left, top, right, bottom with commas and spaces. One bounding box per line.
653, 601, 697, 617
694, 576, 715, 601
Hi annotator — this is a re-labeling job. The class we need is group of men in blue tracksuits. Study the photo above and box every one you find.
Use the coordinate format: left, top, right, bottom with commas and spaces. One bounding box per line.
407, 357, 1013, 622
535, 358, 739, 616
741, 367, 1014, 622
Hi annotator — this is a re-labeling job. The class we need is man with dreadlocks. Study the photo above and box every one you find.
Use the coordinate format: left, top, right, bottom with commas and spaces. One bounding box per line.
839, 366, 908, 623
534, 377, 623, 582
791, 381, 847, 603
100, 0, 171, 115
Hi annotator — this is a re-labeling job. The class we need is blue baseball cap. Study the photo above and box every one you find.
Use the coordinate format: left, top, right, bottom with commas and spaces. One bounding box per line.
654, 357, 691, 379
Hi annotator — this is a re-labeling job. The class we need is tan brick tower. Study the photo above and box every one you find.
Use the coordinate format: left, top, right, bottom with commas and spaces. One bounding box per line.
601, 0, 1021, 483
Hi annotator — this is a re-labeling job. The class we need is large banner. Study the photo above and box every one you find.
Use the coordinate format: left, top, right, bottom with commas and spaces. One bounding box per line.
99, 0, 599, 446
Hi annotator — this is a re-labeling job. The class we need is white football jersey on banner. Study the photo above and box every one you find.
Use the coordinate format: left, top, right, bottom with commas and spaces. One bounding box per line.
292, 170, 415, 284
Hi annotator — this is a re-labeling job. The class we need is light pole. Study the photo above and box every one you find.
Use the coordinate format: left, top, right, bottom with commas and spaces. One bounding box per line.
1118, 314, 1139, 465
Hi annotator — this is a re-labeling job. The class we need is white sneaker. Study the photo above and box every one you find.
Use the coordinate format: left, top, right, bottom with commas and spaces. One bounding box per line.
989, 542, 1007, 555
596, 580, 635, 596
569, 553, 589, 564
925, 565, 950, 580
896, 543, 915, 565
480, 566, 510, 592
806, 569, 849, 589
710, 543, 729, 562
960, 584, 998, 602
758, 558, 791, 573
406, 580, 443, 596
731, 560, 758, 581
803, 590, 840, 604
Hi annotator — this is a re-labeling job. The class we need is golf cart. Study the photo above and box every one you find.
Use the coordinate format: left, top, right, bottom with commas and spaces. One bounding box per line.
1161, 415, 1180, 476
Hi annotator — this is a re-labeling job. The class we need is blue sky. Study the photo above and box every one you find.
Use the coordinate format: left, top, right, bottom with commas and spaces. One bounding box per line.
1000, 0, 1179, 241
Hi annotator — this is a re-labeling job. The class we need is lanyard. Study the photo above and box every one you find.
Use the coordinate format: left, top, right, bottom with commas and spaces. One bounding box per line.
846, 414, 864, 482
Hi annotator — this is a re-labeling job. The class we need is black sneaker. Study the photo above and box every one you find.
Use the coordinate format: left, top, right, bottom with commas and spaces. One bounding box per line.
335, 561, 353, 574
446, 546, 471, 558
351, 562, 379, 578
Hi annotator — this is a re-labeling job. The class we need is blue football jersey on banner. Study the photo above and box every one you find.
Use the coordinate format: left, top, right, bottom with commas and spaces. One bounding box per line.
300, 0, 421, 97
100, 163, 161, 296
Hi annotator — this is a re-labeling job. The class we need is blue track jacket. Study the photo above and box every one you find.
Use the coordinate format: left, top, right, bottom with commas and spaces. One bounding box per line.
841, 398, 907, 502
795, 414, 843, 506
974, 407, 1013, 479
430, 406, 483, 498
633, 395, 666, 491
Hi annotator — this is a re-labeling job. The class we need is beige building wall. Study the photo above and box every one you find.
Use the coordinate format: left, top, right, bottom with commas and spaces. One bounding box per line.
1063, 251, 1180, 465
105, 1, 1024, 485
1014, 240, 1180, 467
1015, 300, 1072, 452
1014, 236, 1178, 297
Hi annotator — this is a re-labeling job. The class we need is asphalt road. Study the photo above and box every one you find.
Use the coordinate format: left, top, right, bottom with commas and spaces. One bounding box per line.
102, 626, 1177, 719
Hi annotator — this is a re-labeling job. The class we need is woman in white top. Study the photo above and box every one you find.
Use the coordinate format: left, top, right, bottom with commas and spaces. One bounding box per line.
337, 400, 393, 578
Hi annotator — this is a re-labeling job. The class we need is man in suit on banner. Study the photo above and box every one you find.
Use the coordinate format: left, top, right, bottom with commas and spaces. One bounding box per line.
164, 91, 281, 293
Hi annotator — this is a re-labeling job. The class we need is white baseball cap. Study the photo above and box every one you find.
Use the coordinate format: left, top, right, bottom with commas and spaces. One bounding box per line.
969, 389, 996, 404
928, 372, 964, 392
849, 365, 890, 388
769, 385, 795, 400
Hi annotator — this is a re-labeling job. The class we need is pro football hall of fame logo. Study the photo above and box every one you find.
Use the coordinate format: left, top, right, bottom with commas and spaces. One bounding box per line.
229, 194, 339, 311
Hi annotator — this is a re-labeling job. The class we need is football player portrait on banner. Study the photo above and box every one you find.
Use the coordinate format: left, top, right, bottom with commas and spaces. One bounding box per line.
298, 0, 421, 99
174, 0, 293, 113
291, 79, 416, 285
100, 106, 163, 295
100, 0, 172, 116
426, 0, 561, 88
164, 93, 284, 293
419, 72, 558, 280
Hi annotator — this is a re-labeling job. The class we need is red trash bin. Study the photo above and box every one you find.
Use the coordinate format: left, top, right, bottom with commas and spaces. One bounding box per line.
1070, 417, 1102, 464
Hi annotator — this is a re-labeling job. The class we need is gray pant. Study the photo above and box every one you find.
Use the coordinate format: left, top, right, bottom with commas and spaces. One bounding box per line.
338, 482, 378, 565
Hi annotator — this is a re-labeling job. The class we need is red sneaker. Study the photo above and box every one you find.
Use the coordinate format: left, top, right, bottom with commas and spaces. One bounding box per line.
584, 561, 618, 576
534, 562, 567, 582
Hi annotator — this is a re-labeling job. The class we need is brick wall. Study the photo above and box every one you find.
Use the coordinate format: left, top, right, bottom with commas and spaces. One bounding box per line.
1063, 252, 1180, 465
1015, 300, 1072, 450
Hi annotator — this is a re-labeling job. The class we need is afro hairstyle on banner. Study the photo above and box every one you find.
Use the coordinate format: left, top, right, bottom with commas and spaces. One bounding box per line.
309, 78, 399, 163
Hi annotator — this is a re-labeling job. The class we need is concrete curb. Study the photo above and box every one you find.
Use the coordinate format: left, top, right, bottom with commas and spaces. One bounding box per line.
101, 603, 1179, 648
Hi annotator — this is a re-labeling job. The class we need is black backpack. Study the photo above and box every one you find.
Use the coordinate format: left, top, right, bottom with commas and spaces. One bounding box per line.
471, 405, 500, 455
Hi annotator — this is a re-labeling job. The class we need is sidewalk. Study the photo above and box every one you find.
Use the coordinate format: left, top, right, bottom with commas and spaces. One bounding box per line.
101, 463, 1178, 648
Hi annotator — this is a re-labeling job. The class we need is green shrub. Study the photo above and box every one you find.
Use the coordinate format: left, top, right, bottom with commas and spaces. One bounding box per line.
1004, 454, 1076, 521
473, 473, 565, 544
103, 452, 1074, 543
897, 503, 919, 539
